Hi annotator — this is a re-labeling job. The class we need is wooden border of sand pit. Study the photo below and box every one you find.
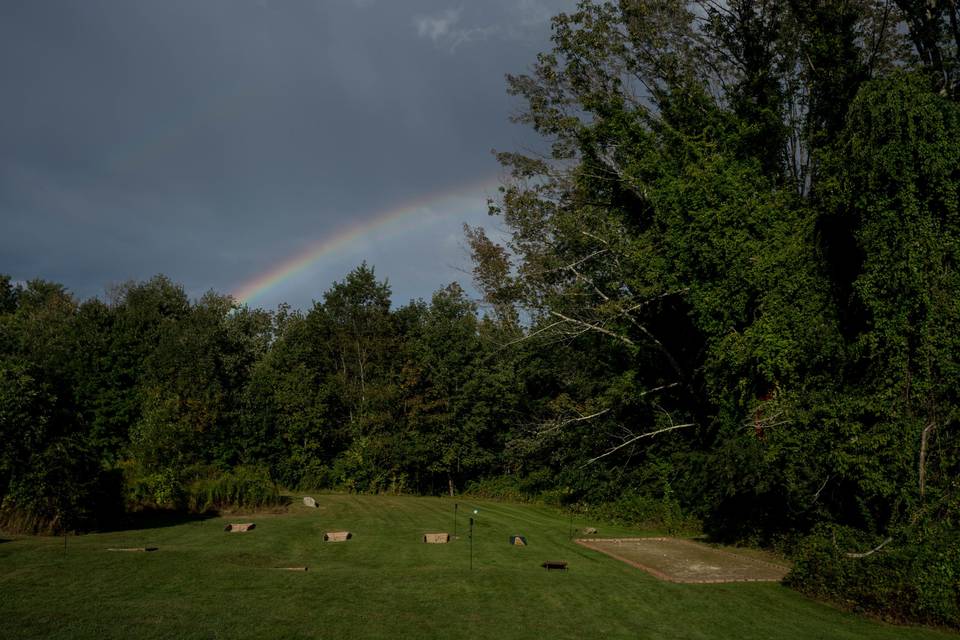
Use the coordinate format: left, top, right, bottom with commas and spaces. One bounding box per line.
575, 537, 789, 584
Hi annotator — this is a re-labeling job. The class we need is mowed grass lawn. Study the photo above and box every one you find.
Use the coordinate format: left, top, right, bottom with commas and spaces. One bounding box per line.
0, 495, 953, 640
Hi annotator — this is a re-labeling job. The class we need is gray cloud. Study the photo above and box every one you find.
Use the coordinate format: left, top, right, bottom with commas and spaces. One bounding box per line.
0, 0, 576, 308
413, 1, 570, 52
413, 7, 505, 52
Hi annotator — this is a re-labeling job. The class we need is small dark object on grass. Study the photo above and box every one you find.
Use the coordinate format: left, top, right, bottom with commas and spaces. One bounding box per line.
106, 547, 159, 552
224, 523, 256, 532
541, 561, 568, 571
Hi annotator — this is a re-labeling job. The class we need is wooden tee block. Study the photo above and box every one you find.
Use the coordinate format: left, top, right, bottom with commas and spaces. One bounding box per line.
324, 531, 352, 542
224, 523, 256, 532
423, 533, 450, 544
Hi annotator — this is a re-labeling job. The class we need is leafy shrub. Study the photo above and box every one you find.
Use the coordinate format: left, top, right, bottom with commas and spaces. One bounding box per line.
124, 466, 186, 511
1, 439, 123, 534
464, 473, 577, 504
331, 438, 399, 493
463, 476, 532, 502
786, 523, 960, 628
292, 464, 334, 492
582, 489, 701, 535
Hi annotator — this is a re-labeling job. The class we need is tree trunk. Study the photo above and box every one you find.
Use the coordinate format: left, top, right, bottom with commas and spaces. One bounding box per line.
356, 340, 366, 410
919, 421, 936, 497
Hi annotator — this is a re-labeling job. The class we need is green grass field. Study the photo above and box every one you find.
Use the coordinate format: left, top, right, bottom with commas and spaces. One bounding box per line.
0, 495, 953, 639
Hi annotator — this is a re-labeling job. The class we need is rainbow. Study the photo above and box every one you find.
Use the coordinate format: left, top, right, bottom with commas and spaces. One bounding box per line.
231, 175, 501, 305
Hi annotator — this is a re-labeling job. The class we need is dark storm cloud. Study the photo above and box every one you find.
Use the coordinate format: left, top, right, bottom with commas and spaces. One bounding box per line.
0, 0, 574, 308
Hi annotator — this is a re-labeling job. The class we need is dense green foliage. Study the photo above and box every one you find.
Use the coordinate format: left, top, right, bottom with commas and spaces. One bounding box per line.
2, 0, 959, 628
787, 523, 960, 628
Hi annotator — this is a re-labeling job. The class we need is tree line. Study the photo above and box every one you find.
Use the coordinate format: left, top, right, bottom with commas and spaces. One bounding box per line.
0, 269, 526, 526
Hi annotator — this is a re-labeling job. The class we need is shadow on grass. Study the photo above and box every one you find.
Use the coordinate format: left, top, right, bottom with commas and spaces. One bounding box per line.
0, 538, 10, 544
100, 508, 219, 533
99, 496, 293, 533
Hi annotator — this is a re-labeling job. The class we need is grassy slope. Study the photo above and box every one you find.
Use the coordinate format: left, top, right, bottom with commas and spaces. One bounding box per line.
0, 494, 953, 640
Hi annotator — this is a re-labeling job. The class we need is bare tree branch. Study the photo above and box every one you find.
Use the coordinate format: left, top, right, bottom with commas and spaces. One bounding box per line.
580, 422, 695, 467
493, 320, 569, 350
639, 382, 681, 397
845, 537, 893, 558
811, 475, 832, 505
549, 310, 638, 348
540, 408, 611, 434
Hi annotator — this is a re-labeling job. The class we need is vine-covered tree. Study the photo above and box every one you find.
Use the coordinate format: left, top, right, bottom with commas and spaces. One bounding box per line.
467, 0, 960, 543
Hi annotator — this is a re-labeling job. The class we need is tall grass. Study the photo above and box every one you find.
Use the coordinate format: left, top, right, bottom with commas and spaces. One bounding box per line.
185, 466, 285, 512
124, 464, 285, 513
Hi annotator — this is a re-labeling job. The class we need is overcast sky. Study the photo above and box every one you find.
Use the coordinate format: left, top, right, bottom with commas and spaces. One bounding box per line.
0, 0, 575, 309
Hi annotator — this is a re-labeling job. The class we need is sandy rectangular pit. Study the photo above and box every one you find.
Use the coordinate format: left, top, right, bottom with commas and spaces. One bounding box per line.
575, 537, 789, 584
